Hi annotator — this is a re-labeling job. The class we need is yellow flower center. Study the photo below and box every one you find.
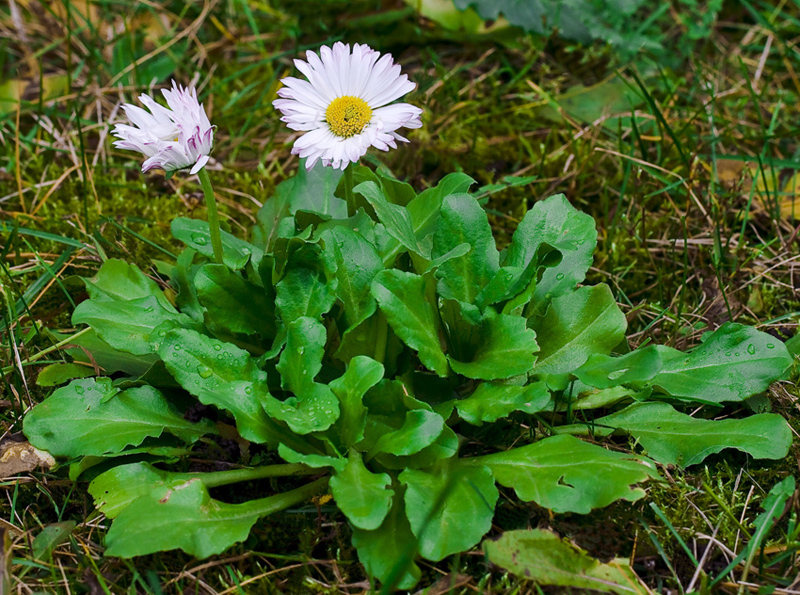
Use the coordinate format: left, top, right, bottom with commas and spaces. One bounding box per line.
325, 96, 372, 138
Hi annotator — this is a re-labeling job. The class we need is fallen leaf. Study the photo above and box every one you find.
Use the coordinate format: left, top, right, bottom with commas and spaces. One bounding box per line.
0, 440, 56, 478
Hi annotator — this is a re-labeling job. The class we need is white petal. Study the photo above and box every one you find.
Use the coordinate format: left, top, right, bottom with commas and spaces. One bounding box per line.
190, 154, 210, 175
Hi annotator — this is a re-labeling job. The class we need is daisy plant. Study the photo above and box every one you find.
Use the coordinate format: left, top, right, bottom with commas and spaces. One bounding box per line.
24, 44, 796, 591
112, 80, 223, 265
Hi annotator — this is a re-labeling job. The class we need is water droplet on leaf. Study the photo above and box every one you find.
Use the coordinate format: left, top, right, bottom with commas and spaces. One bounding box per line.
747, 344, 756, 355
196, 365, 213, 379
191, 233, 208, 246
555, 273, 565, 280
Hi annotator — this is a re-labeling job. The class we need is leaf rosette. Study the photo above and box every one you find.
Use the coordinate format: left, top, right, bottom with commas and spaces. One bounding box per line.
23, 163, 794, 589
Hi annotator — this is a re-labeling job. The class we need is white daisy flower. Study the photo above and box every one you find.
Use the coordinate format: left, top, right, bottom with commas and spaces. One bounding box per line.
112, 80, 214, 175
273, 42, 423, 170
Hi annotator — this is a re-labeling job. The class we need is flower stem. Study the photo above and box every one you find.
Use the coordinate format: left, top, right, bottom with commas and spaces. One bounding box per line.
343, 165, 357, 217
197, 167, 224, 264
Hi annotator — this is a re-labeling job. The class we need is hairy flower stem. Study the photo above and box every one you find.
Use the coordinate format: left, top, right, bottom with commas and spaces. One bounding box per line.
200, 463, 321, 488
197, 167, 224, 264
343, 165, 357, 217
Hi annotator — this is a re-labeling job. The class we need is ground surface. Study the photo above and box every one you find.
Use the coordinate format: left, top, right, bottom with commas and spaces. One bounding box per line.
1, 0, 799, 593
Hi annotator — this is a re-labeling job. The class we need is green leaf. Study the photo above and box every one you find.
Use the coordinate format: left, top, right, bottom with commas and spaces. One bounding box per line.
275, 244, 337, 321
484, 529, 646, 595
334, 310, 386, 365
72, 295, 194, 356
158, 328, 275, 444
371, 410, 445, 457
60, 329, 158, 376
400, 460, 498, 561
594, 402, 793, 467
253, 177, 295, 251
408, 173, 476, 242
194, 264, 277, 339
330, 451, 393, 530
103, 478, 257, 558
172, 217, 260, 270
372, 270, 449, 377
477, 434, 657, 513
456, 381, 550, 425
265, 317, 339, 433
449, 309, 539, 380
375, 166, 416, 206
531, 285, 627, 376
351, 490, 422, 590
575, 346, 662, 389
330, 356, 384, 447
277, 444, 346, 473
452, 0, 644, 44
36, 363, 96, 387
377, 425, 459, 471
432, 194, 499, 304
322, 227, 383, 328
647, 323, 793, 403
172, 249, 204, 322
31, 521, 76, 561
355, 181, 421, 256
276, 317, 327, 394
88, 462, 190, 518
506, 194, 597, 315
82, 259, 174, 310
24, 378, 212, 458
288, 159, 346, 217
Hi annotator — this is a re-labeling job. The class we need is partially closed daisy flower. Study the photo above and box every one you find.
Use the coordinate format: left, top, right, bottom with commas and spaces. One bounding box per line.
112, 81, 214, 175
273, 42, 423, 170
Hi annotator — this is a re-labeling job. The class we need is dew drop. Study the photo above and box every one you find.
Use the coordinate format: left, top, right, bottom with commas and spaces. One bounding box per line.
767, 343, 775, 349
556, 273, 565, 280
75, 386, 85, 395
747, 344, 756, 355
298, 346, 305, 355
242, 248, 251, 255
213, 344, 222, 351
302, 370, 308, 375
191, 233, 208, 246
724, 352, 731, 357
174, 344, 181, 350
608, 369, 628, 380
734, 352, 740, 357
245, 386, 252, 395
196, 365, 213, 379
144, 306, 154, 312
576, 239, 586, 245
